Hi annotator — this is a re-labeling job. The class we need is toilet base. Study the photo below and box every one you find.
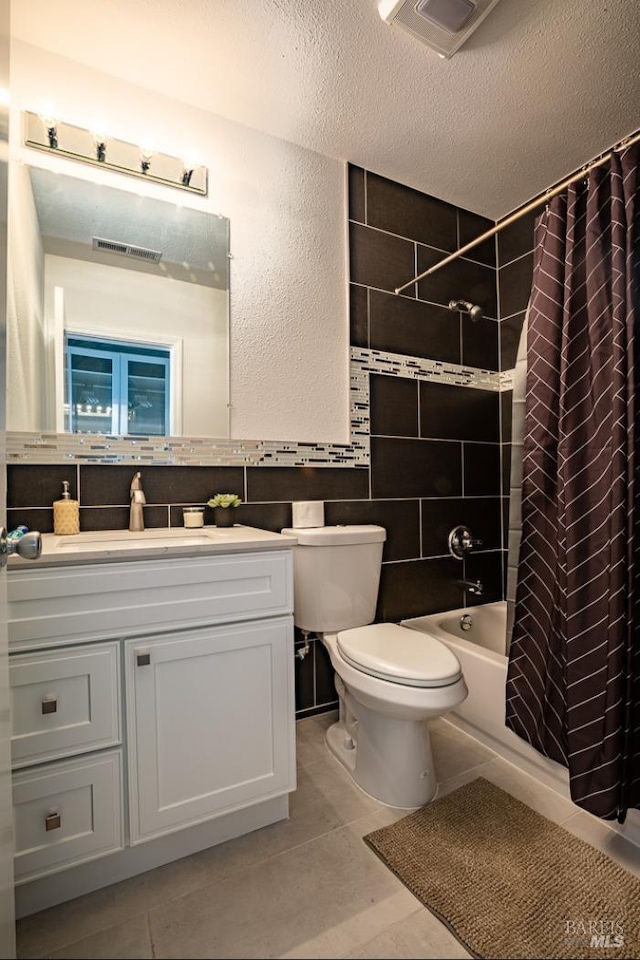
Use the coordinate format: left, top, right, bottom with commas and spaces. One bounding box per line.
325, 705, 437, 809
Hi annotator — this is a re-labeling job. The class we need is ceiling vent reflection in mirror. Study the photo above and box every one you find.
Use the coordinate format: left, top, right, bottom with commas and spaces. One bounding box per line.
92, 237, 163, 264
24, 111, 208, 196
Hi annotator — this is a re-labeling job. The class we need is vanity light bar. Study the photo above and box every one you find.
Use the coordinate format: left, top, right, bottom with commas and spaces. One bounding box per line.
24, 111, 208, 196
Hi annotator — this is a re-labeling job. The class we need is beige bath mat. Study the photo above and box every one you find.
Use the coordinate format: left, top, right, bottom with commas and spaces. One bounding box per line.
364, 777, 640, 959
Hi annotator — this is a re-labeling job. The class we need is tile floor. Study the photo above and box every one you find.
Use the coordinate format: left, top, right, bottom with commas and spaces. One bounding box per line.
16, 713, 640, 959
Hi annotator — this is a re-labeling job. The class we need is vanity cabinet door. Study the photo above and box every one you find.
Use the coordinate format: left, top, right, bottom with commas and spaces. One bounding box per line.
125, 616, 295, 844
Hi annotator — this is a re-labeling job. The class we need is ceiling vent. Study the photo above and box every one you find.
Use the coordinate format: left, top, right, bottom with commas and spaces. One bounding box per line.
378, 0, 502, 58
92, 237, 163, 264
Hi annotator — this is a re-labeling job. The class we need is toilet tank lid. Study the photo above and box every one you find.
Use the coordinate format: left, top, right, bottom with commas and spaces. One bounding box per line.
280, 524, 386, 545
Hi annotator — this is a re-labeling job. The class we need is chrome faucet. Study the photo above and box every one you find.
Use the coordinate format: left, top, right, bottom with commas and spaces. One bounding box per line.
457, 578, 484, 597
129, 472, 146, 532
448, 525, 483, 560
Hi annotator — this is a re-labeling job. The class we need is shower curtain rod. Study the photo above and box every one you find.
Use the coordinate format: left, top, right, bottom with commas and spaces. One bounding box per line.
394, 128, 640, 296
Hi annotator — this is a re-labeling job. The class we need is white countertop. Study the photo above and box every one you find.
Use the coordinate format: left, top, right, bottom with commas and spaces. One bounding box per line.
9, 525, 297, 568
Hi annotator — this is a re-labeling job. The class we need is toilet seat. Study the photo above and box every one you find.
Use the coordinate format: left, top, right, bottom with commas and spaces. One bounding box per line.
336, 623, 462, 688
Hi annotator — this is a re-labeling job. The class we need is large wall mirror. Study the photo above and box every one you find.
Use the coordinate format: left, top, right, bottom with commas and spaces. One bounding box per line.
8, 39, 349, 451
8, 164, 230, 439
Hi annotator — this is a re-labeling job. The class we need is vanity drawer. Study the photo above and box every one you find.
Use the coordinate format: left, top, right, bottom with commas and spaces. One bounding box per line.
10, 643, 121, 768
8, 550, 293, 650
13, 751, 124, 884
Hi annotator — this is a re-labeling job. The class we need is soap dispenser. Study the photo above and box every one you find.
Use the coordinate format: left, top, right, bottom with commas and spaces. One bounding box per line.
53, 480, 80, 535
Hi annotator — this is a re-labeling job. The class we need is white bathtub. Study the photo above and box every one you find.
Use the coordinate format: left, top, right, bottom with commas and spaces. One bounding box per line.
402, 602, 510, 749
401, 601, 570, 794
403, 601, 640, 847
405, 600, 508, 655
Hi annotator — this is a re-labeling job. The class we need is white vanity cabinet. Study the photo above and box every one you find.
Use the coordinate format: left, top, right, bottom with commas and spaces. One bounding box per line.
7, 534, 296, 916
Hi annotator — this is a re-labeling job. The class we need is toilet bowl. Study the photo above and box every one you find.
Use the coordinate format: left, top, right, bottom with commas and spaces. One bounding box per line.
323, 623, 467, 808
281, 524, 468, 808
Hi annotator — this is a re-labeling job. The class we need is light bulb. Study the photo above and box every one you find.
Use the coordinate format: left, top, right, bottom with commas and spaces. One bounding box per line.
38, 103, 58, 148
139, 141, 155, 174
38, 102, 56, 127
181, 150, 200, 187
91, 120, 108, 162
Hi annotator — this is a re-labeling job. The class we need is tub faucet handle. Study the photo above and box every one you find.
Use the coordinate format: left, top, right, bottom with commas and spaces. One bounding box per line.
464, 533, 482, 548
448, 525, 482, 560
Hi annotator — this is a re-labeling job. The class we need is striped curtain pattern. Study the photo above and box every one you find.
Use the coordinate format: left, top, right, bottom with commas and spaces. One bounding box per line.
506, 143, 640, 821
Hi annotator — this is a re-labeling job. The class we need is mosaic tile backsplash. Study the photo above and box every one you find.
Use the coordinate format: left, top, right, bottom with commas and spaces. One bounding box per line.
7, 347, 509, 467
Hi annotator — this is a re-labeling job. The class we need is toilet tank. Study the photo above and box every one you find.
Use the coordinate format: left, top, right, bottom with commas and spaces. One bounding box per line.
280, 525, 386, 633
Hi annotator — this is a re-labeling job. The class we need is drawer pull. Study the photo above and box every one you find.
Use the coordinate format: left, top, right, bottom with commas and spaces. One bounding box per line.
136, 652, 151, 667
45, 812, 61, 831
41, 695, 58, 715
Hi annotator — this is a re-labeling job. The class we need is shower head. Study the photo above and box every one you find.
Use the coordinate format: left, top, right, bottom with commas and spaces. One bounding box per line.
448, 299, 483, 322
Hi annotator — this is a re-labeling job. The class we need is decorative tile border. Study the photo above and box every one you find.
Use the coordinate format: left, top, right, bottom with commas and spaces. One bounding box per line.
7, 349, 511, 467
351, 347, 506, 390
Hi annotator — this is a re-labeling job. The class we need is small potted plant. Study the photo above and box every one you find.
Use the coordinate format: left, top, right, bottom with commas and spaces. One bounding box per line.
207, 493, 241, 527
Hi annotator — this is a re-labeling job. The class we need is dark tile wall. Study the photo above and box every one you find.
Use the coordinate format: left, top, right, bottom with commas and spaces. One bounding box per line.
8, 163, 509, 719
498, 208, 536, 358
349, 168, 499, 369
498, 205, 536, 562
347, 165, 504, 649
498, 208, 542, 639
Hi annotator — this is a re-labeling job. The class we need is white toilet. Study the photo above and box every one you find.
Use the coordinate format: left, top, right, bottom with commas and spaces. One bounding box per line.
281, 524, 468, 808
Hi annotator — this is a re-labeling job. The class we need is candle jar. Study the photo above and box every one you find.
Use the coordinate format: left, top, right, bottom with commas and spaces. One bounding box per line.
183, 507, 205, 528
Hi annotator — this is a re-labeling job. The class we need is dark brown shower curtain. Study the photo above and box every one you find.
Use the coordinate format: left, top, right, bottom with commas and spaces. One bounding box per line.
506, 142, 640, 821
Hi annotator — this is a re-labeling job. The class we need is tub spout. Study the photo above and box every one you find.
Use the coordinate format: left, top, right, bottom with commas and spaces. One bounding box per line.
458, 578, 484, 597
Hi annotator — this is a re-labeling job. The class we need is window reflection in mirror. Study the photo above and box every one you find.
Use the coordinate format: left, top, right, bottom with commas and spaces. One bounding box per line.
65, 335, 171, 436
8, 164, 230, 439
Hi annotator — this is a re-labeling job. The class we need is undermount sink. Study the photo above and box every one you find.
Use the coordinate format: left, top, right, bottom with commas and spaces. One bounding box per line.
57, 528, 216, 550
54, 527, 231, 550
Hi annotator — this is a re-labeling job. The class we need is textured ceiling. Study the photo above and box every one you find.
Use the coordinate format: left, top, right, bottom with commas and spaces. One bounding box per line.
11, 0, 640, 218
